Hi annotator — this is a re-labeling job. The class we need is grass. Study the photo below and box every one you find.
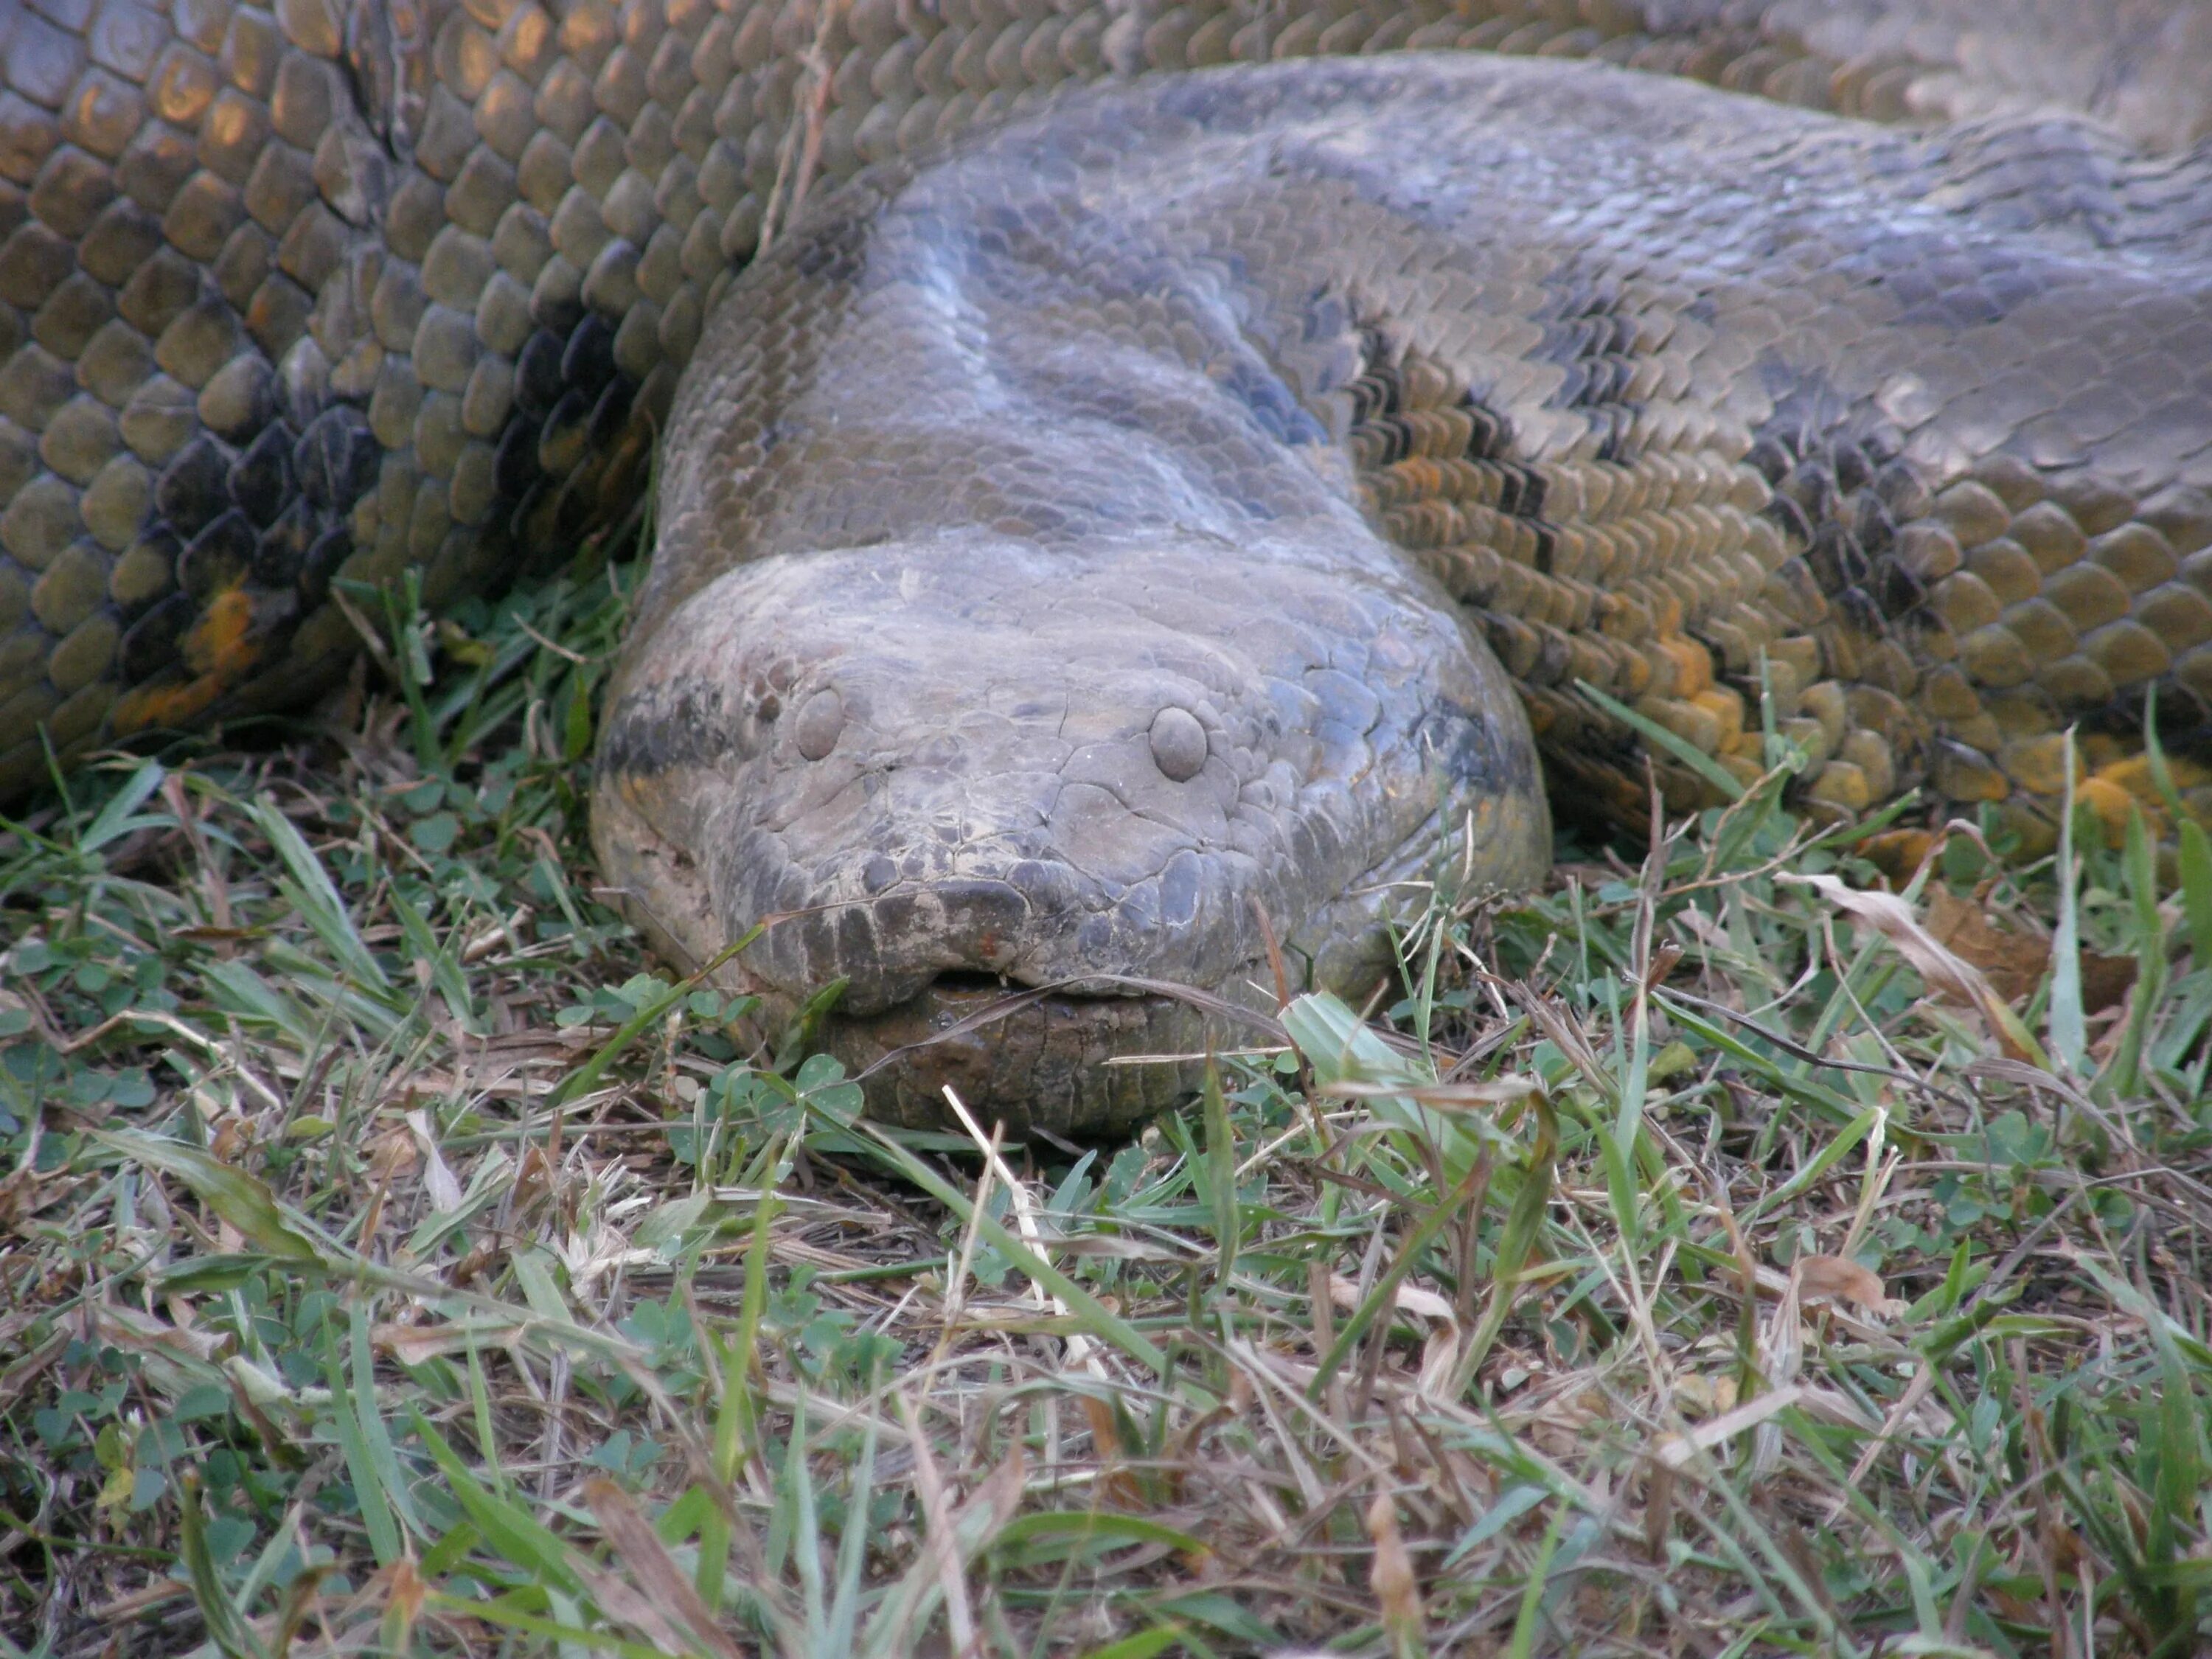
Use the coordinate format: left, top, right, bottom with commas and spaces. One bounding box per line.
1, 545, 2209, 1658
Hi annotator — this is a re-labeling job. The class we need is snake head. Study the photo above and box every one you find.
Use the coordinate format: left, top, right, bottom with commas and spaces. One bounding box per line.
592, 525, 1547, 1137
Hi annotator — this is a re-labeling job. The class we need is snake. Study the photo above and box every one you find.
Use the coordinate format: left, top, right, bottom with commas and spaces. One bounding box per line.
3, 0, 2211, 1133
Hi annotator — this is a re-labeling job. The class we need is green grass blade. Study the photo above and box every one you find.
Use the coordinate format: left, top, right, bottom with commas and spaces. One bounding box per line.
784, 1395, 827, 1643
2049, 734, 2087, 1074
858, 1127, 1168, 1373
390, 880, 479, 1033
1280, 992, 1497, 1180
74, 759, 170, 855
547, 933, 757, 1110
1503, 1506, 1565, 1659
990, 1512, 1207, 1562
1650, 1000, 1865, 1125
417, 1590, 672, 1659
824, 1400, 878, 1655
2104, 801, 2166, 1100
92, 1130, 324, 1262
175, 1472, 272, 1659
717, 1140, 784, 1488
411, 1408, 585, 1595
246, 794, 393, 993
1576, 681, 1745, 801
1453, 1098, 1558, 1394
2180, 820, 2212, 968
322, 1323, 403, 1568
1310, 1152, 1489, 1400
1074, 1630, 1186, 1659
349, 1301, 422, 1545
199, 956, 320, 1046
1735, 1107, 1881, 1226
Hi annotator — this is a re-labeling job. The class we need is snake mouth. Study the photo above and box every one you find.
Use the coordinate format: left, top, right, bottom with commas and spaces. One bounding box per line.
817, 971, 1244, 1141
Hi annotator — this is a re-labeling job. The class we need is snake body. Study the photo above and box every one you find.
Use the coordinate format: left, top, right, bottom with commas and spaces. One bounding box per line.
4, 0, 2211, 1130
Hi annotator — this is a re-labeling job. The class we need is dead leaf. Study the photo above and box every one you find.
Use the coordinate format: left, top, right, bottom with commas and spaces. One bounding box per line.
1641, 938, 1686, 992
91, 1302, 224, 1363
1924, 883, 2133, 1020
568, 1560, 695, 1657
1787, 874, 2044, 1064
1925, 888, 2049, 1004
406, 1109, 464, 1212
1328, 1275, 1452, 1323
1075, 1394, 1143, 1507
364, 1125, 417, 1181
1227, 1366, 1255, 1416
2078, 949, 2139, 1018
380, 1559, 426, 1652
1792, 1254, 1906, 1319
511, 1143, 554, 1220
1793, 1383, 1885, 1431
1329, 1274, 1463, 1397
1673, 1374, 1739, 1418
209, 1114, 252, 1164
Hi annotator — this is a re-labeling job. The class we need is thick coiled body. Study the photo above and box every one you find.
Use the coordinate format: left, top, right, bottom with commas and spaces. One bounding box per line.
594, 52, 2212, 1130
4, 0, 2212, 1128
3, 0, 2209, 793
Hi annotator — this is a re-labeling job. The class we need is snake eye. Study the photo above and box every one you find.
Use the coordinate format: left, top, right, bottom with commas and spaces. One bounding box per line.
1148, 706, 1207, 782
793, 688, 845, 759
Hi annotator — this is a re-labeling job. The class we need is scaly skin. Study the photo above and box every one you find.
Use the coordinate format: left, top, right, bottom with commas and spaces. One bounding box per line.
594, 49, 2212, 1130
2, 1, 2211, 1128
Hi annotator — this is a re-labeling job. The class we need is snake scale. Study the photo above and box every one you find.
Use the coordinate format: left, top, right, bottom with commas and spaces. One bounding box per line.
4, 0, 2211, 1130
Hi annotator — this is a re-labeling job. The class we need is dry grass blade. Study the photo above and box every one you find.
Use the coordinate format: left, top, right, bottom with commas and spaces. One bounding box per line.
894, 1394, 978, 1656
585, 1477, 749, 1659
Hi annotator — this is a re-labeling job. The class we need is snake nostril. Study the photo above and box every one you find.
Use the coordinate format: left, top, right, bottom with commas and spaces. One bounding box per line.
1148, 706, 1208, 782
793, 687, 845, 759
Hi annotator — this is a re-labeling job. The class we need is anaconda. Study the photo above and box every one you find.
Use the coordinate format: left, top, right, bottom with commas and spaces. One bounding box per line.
4, 0, 2211, 1133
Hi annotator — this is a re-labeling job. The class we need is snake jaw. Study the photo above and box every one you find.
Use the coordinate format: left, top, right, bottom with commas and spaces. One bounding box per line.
809, 978, 1242, 1138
